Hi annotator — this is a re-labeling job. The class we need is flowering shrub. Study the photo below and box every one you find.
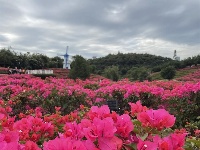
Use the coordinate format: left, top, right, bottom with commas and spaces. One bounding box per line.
177, 69, 200, 82
1, 74, 200, 149
0, 99, 189, 149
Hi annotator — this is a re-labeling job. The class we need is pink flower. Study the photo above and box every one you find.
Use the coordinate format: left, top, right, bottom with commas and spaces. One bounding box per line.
162, 133, 186, 149
24, 141, 41, 150
88, 105, 110, 120
98, 136, 122, 150
43, 138, 73, 150
63, 121, 84, 140
0, 113, 5, 120
93, 117, 117, 138
0, 130, 20, 150
83, 117, 117, 141
129, 101, 147, 116
43, 138, 88, 150
115, 114, 134, 138
137, 109, 175, 130
82, 140, 99, 150
137, 138, 158, 150
0, 130, 19, 143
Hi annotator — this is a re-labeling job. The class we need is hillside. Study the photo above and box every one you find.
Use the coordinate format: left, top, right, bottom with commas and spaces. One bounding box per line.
151, 66, 200, 81
88, 53, 173, 75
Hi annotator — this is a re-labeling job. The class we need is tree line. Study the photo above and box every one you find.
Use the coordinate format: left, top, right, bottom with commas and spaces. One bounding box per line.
1, 48, 200, 81
88, 52, 200, 81
0, 48, 63, 69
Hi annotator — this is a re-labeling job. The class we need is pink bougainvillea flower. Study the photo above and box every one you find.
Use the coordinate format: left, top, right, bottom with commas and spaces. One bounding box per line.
137, 133, 186, 150
43, 138, 73, 150
43, 138, 89, 150
82, 140, 99, 150
88, 105, 110, 120
0, 130, 21, 150
55, 106, 61, 111
98, 136, 122, 150
0, 130, 19, 143
23, 141, 41, 150
115, 114, 134, 138
161, 133, 186, 150
137, 109, 175, 130
82, 117, 117, 141
63, 121, 84, 140
129, 101, 147, 116
93, 117, 117, 138
137, 138, 158, 150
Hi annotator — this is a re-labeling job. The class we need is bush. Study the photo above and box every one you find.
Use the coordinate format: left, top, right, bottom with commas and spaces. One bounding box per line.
127, 67, 150, 81
69, 55, 90, 80
103, 66, 119, 81
160, 66, 176, 80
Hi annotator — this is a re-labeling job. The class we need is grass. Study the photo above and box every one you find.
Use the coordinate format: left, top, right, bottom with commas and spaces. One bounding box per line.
151, 67, 198, 80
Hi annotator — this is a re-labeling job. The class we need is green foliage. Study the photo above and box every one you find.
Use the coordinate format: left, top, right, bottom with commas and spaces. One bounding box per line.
0, 49, 17, 67
127, 67, 151, 81
103, 66, 119, 81
0, 49, 63, 69
49, 56, 63, 68
84, 83, 99, 90
89, 65, 96, 74
160, 66, 176, 80
88, 53, 173, 77
151, 66, 162, 73
68, 55, 90, 80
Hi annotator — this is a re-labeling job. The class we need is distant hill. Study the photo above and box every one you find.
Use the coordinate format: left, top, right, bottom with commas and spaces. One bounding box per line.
88, 52, 173, 76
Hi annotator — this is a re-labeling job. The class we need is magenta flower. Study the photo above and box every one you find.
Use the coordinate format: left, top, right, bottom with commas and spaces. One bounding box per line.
98, 136, 122, 150
115, 114, 134, 138
137, 138, 158, 150
88, 105, 110, 120
63, 121, 84, 140
129, 101, 147, 116
0, 130, 21, 150
43, 138, 73, 150
137, 109, 175, 130
162, 133, 186, 149
83, 117, 116, 141
23, 141, 41, 150
43, 138, 89, 150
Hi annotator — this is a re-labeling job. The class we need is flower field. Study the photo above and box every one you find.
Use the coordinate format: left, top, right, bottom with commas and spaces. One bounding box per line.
1, 74, 200, 149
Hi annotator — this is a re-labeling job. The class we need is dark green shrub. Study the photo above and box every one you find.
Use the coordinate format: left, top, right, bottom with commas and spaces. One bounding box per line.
160, 66, 176, 80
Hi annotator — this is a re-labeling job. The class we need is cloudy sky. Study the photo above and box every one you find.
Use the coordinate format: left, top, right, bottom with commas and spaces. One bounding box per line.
0, 0, 200, 60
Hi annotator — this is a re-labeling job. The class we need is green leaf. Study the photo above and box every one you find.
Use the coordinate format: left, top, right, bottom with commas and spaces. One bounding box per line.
138, 133, 148, 141
187, 139, 200, 147
132, 119, 141, 125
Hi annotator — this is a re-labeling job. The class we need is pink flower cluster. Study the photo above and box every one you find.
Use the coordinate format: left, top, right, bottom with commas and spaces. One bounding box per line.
1, 74, 200, 107
0, 101, 186, 149
177, 68, 200, 82
0, 74, 194, 149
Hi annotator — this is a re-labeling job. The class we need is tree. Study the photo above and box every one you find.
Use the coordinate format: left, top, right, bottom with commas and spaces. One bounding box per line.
68, 55, 90, 80
127, 67, 150, 82
50, 56, 63, 68
0, 49, 17, 67
103, 66, 119, 81
160, 66, 176, 80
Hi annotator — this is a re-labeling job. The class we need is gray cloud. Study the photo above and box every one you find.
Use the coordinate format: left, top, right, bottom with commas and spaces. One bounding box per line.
0, 0, 200, 60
